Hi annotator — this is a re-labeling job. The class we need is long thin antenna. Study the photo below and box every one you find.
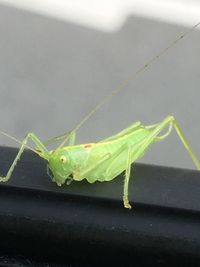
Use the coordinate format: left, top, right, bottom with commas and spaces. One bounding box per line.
58, 21, 200, 149
0, 130, 39, 155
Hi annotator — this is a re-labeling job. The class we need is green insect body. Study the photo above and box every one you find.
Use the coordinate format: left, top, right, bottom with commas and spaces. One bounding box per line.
0, 115, 200, 209
0, 22, 200, 209
48, 121, 148, 185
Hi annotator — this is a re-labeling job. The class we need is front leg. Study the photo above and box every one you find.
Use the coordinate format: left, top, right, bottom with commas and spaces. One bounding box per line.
66, 177, 73, 185
0, 132, 49, 182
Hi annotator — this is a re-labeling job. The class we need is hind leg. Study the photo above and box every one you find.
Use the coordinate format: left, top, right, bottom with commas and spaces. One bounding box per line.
145, 115, 200, 170
123, 115, 200, 208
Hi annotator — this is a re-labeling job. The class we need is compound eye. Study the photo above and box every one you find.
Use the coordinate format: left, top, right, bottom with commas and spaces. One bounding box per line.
60, 155, 67, 164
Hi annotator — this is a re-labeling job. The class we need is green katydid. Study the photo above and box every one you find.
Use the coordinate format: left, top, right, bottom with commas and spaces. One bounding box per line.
0, 22, 200, 209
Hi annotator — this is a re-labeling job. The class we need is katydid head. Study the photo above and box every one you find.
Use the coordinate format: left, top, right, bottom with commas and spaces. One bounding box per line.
48, 149, 73, 186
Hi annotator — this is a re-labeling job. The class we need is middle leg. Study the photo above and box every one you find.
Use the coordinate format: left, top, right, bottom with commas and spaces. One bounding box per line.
43, 130, 76, 147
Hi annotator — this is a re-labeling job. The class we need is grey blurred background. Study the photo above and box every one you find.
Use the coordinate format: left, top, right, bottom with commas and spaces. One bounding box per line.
0, 2, 199, 170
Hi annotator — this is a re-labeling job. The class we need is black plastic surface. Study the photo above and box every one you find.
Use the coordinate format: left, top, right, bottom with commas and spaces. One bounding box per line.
0, 146, 200, 266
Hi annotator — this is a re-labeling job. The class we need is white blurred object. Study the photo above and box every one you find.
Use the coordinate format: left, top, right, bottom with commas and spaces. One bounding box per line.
0, 0, 200, 31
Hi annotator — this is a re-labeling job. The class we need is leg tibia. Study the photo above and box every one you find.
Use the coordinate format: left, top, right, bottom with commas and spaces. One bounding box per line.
169, 116, 200, 170
123, 146, 132, 209
145, 115, 200, 170
0, 133, 49, 182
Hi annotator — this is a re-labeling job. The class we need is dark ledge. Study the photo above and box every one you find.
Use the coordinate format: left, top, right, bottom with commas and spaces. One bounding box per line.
0, 146, 200, 267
